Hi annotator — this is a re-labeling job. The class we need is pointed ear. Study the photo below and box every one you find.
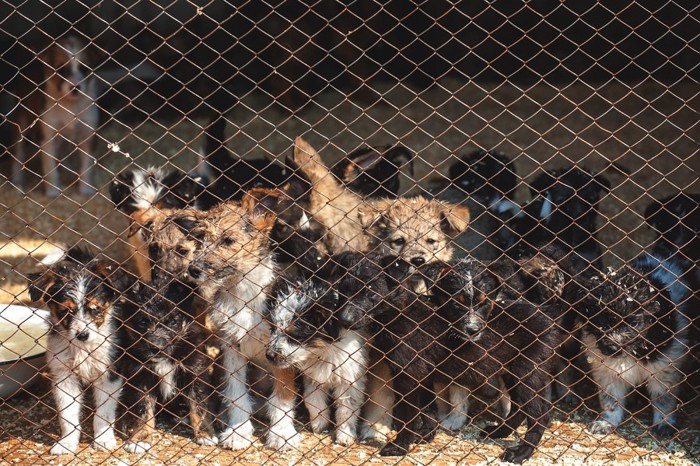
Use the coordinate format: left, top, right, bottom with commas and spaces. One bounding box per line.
359, 199, 392, 229
293, 137, 331, 183
439, 203, 470, 235
241, 190, 278, 233
27, 270, 58, 303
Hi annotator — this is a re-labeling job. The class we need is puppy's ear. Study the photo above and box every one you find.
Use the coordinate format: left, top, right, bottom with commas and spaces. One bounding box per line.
64, 246, 95, 266
293, 137, 331, 183
385, 146, 414, 173
439, 202, 470, 235
110, 172, 136, 213
162, 172, 204, 208
27, 270, 57, 303
241, 188, 280, 232
359, 199, 392, 229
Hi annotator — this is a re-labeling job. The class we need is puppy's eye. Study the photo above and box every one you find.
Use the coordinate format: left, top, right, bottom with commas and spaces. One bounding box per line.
148, 244, 160, 257
393, 238, 405, 247
426, 238, 436, 245
221, 237, 235, 246
138, 317, 149, 327
87, 303, 100, 314
167, 317, 178, 327
176, 247, 189, 256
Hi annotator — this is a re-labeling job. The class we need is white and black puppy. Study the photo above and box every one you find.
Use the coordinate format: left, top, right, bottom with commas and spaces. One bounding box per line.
9, 37, 98, 197
265, 278, 367, 446
120, 279, 218, 452
28, 247, 135, 454
579, 252, 693, 436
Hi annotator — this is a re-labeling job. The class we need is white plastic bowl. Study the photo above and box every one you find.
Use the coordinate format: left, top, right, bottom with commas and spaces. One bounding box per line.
0, 305, 50, 399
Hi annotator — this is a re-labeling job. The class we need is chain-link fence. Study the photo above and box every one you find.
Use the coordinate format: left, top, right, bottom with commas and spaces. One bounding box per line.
0, 1, 698, 465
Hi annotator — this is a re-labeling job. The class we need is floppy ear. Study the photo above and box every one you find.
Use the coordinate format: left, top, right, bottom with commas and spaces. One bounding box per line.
162, 172, 204, 208
27, 270, 58, 303
439, 203, 470, 235
385, 146, 414, 174
109, 172, 136, 213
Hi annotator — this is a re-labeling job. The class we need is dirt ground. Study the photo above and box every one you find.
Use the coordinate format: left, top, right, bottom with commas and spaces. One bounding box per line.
0, 78, 698, 464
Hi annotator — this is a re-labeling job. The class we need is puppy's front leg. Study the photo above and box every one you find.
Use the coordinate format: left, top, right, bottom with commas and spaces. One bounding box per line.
50, 373, 83, 455
334, 377, 366, 446
219, 346, 255, 450
266, 366, 300, 450
186, 387, 219, 446
359, 361, 394, 441
303, 377, 331, 434
91, 374, 122, 451
648, 374, 680, 436
589, 375, 630, 435
123, 393, 156, 453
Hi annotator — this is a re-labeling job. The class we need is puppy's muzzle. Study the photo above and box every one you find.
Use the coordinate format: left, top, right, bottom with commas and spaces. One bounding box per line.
75, 329, 90, 342
187, 266, 202, 280
410, 257, 426, 267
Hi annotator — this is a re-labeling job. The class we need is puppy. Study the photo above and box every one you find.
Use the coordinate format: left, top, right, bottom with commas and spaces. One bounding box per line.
265, 278, 367, 445
184, 196, 300, 450
338, 257, 561, 463
578, 252, 693, 436
200, 113, 291, 207
437, 149, 520, 260
291, 137, 469, 259
28, 247, 135, 454
331, 144, 414, 199
645, 192, 700, 266
109, 167, 204, 279
120, 280, 218, 452
512, 166, 610, 270
9, 37, 98, 197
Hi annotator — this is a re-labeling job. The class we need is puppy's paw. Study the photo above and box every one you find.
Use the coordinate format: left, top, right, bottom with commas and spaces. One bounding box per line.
309, 417, 331, 434
92, 435, 118, 451
50, 441, 78, 455
335, 430, 356, 446
588, 420, 615, 435
195, 434, 219, 446
379, 441, 409, 457
501, 444, 535, 464
651, 423, 677, 437
359, 423, 389, 442
440, 412, 467, 432
123, 441, 151, 453
266, 430, 302, 451
219, 428, 255, 450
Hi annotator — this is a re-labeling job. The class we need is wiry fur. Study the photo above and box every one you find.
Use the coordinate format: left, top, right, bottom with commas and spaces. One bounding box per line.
9, 36, 98, 197
109, 166, 203, 280
578, 252, 693, 436
120, 280, 218, 452
28, 247, 135, 454
185, 199, 300, 450
265, 279, 367, 445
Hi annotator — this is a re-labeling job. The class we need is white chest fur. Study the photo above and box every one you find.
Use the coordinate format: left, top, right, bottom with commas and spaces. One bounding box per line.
47, 331, 114, 383
301, 330, 367, 387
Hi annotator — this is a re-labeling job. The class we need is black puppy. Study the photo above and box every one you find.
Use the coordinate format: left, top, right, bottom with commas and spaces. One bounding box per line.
578, 251, 693, 436
511, 166, 610, 270
645, 192, 700, 265
110, 167, 204, 215
436, 150, 520, 260
338, 257, 562, 463
200, 114, 291, 208
120, 280, 218, 452
331, 145, 414, 199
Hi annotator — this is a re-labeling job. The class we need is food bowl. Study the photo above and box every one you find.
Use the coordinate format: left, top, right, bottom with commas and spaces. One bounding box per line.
0, 305, 50, 399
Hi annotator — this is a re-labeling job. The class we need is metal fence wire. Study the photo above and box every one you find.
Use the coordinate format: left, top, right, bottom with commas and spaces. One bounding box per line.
0, 1, 698, 465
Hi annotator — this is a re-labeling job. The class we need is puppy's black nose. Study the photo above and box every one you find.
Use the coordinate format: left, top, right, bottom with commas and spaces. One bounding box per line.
76, 330, 90, 341
411, 257, 426, 267
266, 350, 281, 364
187, 266, 202, 280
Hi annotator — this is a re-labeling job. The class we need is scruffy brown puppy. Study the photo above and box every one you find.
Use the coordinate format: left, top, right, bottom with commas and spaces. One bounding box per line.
184, 196, 300, 451
9, 37, 98, 197
291, 137, 470, 262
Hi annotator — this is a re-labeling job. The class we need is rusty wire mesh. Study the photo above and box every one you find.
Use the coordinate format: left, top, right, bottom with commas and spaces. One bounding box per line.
0, 1, 699, 465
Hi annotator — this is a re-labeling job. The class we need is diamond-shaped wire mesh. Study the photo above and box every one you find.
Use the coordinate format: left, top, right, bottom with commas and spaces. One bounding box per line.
0, 1, 698, 465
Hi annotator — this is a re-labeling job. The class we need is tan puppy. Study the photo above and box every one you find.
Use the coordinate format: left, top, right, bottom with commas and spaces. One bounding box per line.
291, 137, 470, 260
